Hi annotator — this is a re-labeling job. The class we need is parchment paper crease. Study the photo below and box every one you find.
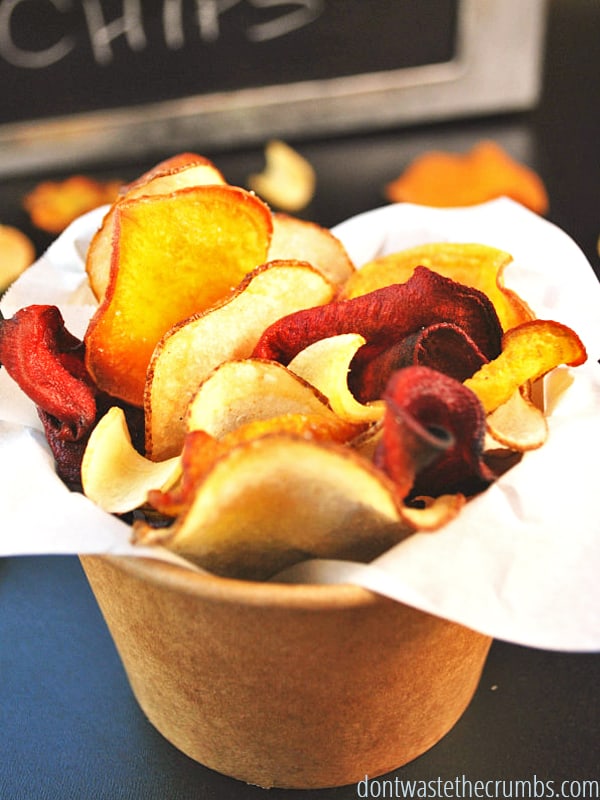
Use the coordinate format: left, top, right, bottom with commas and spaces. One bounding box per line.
1, 199, 599, 651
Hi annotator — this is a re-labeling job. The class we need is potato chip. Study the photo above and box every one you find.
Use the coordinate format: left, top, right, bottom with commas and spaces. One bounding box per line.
267, 212, 355, 286
134, 433, 409, 580
145, 260, 335, 461
81, 406, 180, 514
464, 319, 587, 413
248, 140, 316, 212
150, 412, 366, 519
341, 242, 533, 332
187, 357, 345, 438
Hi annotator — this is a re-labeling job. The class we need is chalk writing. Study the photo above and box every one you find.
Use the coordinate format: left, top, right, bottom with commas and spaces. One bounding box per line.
0, 0, 324, 68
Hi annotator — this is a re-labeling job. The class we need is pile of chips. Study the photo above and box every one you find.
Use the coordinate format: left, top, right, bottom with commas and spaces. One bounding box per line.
0, 153, 587, 580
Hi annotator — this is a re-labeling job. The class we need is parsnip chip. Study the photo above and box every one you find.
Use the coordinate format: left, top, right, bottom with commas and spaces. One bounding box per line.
81, 406, 180, 514
135, 433, 409, 580
486, 389, 548, 451
248, 140, 316, 212
268, 212, 356, 286
145, 260, 335, 461
87, 154, 226, 301
287, 334, 384, 423
464, 320, 587, 413
341, 242, 533, 332
23, 175, 122, 234
0, 225, 35, 292
187, 358, 346, 438
85, 184, 272, 407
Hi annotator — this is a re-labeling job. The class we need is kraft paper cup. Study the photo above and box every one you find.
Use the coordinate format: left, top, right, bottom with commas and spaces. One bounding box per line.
80, 555, 492, 789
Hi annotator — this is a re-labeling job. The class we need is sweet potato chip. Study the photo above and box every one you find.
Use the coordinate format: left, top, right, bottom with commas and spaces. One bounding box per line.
464, 320, 587, 413
248, 140, 316, 212
23, 175, 122, 234
134, 433, 409, 580
145, 261, 335, 461
81, 406, 180, 514
85, 184, 272, 407
86, 154, 226, 301
384, 140, 549, 214
341, 242, 533, 332
267, 212, 356, 286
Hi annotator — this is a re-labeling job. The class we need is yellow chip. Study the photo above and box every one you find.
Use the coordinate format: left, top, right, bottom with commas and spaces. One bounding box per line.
464, 319, 587, 413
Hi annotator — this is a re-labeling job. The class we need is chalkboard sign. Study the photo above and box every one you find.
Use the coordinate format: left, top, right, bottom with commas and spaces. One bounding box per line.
0, 0, 546, 176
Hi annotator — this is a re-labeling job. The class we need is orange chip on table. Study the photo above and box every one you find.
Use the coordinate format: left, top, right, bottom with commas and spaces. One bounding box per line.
385, 140, 549, 215
23, 175, 122, 234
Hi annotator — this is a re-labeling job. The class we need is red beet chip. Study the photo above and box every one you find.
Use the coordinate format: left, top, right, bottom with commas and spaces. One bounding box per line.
351, 321, 489, 403
377, 366, 495, 500
252, 267, 503, 370
0, 304, 96, 441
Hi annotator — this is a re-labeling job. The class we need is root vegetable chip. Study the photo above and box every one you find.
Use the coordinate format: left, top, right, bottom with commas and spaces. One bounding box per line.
145, 260, 335, 461
186, 358, 349, 438
378, 366, 494, 499
353, 322, 489, 404
286, 333, 384, 423
85, 184, 273, 407
464, 320, 587, 413
248, 140, 316, 212
384, 140, 549, 214
253, 266, 503, 386
150, 413, 365, 518
485, 390, 548, 451
86, 153, 226, 301
82, 406, 180, 514
0, 225, 35, 292
341, 242, 533, 332
23, 174, 122, 234
267, 212, 355, 286
0, 305, 96, 440
134, 433, 409, 580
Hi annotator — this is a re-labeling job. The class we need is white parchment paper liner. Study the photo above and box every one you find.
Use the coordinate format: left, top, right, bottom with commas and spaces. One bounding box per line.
1, 198, 599, 651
